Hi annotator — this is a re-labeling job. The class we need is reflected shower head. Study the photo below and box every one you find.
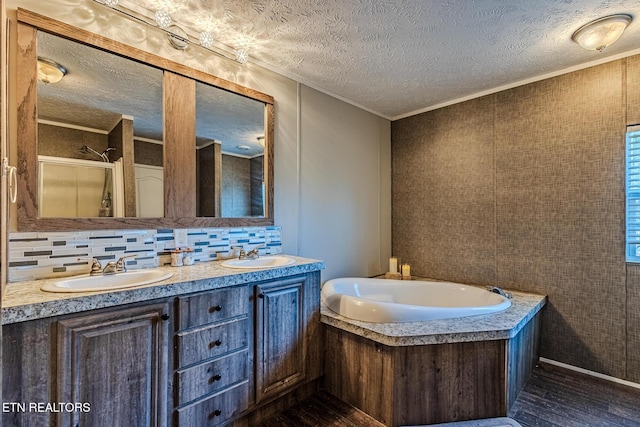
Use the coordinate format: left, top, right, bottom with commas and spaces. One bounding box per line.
78, 145, 112, 162
101, 147, 116, 162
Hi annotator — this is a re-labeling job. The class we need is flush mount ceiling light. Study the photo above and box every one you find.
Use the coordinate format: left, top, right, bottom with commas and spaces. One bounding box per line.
572, 14, 632, 52
37, 57, 67, 84
94, 0, 250, 64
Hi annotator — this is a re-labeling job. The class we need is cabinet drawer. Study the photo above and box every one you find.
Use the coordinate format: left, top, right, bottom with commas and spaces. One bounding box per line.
178, 286, 249, 330
176, 350, 249, 405
177, 317, 249, 367
177, 381, 249, 426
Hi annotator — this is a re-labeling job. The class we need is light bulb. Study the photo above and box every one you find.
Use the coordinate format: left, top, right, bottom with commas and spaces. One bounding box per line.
154, 9, 172, 29
199, 32, 214, 48
236, 48, 249, 64
104, 0, 119, 7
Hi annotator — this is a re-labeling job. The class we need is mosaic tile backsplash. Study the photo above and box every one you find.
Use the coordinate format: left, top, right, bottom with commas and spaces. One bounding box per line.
8, 226, 282, 282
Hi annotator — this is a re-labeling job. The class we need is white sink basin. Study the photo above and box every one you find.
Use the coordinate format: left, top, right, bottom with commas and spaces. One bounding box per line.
41, 270, 173, 293
221, 255, 296, 269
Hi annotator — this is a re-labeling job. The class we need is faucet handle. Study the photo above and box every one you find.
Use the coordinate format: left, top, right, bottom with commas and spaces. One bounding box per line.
247, 245, 266, 258
116, 254, 137, 273
78, 258, 102, 276
230, 246, 246, 259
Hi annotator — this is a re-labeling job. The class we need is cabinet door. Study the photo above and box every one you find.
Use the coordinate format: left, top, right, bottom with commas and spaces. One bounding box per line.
56, 303, 170, 427
255, 276, 305, 403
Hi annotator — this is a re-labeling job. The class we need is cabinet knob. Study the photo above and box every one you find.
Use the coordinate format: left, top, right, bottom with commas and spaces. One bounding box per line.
258, 292, 264, 298
209, 305, 223, 313
209, 374, 222, 383
209, 339, 222, 348
161, 313, 169, 321
208, 409, 222, 419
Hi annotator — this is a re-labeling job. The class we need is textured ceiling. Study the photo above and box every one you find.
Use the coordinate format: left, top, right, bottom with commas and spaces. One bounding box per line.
128, 0, 640, 119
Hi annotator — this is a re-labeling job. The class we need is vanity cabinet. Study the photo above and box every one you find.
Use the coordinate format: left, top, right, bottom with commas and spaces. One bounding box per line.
2, 270, 323, 427
2, 300, 172, 427
56, 303, 171, 427
174, 285, 251, 426
172, 273, 323, 425
255, 277, 306, 402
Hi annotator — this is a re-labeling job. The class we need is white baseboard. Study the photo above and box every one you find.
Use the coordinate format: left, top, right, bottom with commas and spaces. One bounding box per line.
539, 357, 640, 390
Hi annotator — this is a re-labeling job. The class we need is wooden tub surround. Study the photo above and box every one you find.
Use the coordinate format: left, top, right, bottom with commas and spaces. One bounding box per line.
322, 286, 546, 427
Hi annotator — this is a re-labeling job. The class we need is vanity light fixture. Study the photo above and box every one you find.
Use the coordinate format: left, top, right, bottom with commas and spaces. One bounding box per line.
572, 14, 632, 52
154, 9, 172, 29
199, 31, 214, 48
94, 0, 250, 64
37, 57, 67, 84
166, 25, 189, 50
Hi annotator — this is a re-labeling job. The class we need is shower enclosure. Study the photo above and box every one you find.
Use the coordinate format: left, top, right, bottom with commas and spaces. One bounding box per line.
38, 155, 124, 218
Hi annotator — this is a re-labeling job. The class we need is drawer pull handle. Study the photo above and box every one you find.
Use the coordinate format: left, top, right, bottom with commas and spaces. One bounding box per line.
209, 305, 223, 313
208, 409, 222, 419
209, 339, 222, 348
209, 374, 222, 383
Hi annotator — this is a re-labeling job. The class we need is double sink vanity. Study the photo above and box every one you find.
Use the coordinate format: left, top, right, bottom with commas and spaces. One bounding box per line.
5, 8, 323, 426
2, 255, 325, 426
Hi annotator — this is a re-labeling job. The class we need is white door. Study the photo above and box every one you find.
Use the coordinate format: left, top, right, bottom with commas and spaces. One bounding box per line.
135, 164, 163, 217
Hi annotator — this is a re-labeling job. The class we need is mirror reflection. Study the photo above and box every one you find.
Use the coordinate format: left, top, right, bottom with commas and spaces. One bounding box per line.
196, 82, 266, 217
37, 31, 164, 218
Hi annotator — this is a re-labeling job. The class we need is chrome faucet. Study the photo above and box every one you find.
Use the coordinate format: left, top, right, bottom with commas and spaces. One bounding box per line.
246, 247, 259, 259
488, 286, 512, 299
82, 258, 103, 276
246, 245, 266, 259
231, 246, 246, 259
230, 245, 265, 260
81, 255, 137, 275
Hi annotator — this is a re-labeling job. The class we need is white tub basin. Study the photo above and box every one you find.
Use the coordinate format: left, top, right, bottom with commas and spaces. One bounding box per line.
41, 270, 173, 293
221, 255, 295, 269
322, 277, 511, 323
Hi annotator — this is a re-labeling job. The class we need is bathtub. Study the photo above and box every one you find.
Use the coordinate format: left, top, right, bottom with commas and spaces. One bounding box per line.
321, 277, 511, 323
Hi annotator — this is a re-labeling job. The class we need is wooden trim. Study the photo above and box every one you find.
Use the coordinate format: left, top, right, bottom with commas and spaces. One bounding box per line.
164, 71, 196, 218
264, 104, 275, 218
14, 10, 275, 231
214, 143, 222, 217
15, 22, 38, 226
16, 8, 273, 105
1, 0, 8, 290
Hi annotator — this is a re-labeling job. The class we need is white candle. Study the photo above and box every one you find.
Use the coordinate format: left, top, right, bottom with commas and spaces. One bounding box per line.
389, 257, 398, 274
402, 263, 411, 277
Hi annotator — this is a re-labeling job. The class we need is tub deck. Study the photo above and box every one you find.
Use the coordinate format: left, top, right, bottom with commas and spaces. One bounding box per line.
321, 285, 546, 346
321, 282, 547, 427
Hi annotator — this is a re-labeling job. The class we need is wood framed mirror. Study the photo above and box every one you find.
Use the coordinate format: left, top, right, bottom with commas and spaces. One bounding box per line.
15, 8, 274, 231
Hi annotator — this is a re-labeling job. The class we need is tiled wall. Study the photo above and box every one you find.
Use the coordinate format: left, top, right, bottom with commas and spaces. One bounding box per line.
626, 55, 640, 384
392, 58, 634, 380
8, 226, 282, 282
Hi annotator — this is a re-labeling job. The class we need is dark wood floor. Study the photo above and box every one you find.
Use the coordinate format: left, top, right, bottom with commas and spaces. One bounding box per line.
260, 389, 384, 427
261, 362, 640, 427
510, 362, 640, 427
